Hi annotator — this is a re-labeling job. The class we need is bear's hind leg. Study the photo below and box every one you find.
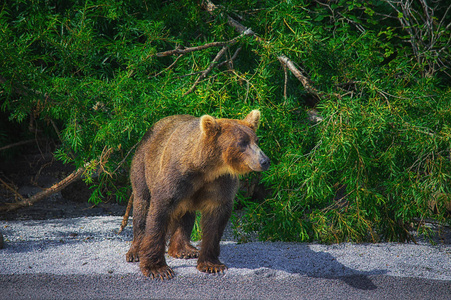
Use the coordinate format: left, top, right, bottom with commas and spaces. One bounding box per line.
168, 212, 199, 259
126, 188, 150, 262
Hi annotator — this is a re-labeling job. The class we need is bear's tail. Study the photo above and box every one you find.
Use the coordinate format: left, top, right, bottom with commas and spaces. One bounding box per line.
117, 194, 133, 234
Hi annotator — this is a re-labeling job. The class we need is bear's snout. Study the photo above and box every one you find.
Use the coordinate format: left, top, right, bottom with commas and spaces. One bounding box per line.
259, 153, 270, 171
245, 145, 270, 172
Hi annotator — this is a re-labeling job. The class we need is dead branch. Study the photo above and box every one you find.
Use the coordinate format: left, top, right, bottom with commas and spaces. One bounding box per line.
182, 30, 251, 95
183, 45, 229, 96
217, 46, 242, 70
277, 55, 322, 99
283, 62, 288, 101
112, 142, 140, 175
385, 0, 451, 77
0, 177, 25, 202
154, 26, 247, 96
0, 139, 37, 152
0, 165, 86, 212
156, 35, 244, 57
117, 194, 133, 234
175, 47, 242, 80
151, 54, 184, 78
157, 42, 225, 57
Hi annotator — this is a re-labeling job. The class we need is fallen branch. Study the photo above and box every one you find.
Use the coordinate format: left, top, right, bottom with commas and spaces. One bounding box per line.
0, 165, 86, 212
0, 139, 37, 152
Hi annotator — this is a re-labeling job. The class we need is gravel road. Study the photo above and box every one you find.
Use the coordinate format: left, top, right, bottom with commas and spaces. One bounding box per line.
1, 216, 450, 299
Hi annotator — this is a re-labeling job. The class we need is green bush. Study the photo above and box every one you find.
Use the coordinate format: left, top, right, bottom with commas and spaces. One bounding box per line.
1, 0, 450, 242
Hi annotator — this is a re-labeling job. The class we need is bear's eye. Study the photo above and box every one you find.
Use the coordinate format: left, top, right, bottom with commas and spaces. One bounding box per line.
237, 140, 248, 149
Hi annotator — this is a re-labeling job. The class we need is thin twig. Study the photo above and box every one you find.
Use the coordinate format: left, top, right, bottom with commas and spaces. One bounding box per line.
50, 120, 62, 142
175, 47, 242, 80
112, 141, 140, 175
151, 54, 184, 78
277, 55, 322, 100
283, 62, 288, 101
156, 35, 243, 57
217, 46, 242, 69
0, 177, 25, 202
183, 45, 229, 96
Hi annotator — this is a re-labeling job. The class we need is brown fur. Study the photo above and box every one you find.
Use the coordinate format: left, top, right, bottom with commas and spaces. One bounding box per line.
126, 110, 270, 279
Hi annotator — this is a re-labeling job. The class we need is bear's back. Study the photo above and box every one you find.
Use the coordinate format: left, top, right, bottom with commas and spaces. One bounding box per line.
131, 115, 201, 184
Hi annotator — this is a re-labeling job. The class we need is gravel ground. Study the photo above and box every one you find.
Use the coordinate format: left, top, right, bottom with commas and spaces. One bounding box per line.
1, 215, 451, 299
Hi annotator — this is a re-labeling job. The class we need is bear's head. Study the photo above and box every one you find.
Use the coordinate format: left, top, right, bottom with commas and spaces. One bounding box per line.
200, 110, 270, 176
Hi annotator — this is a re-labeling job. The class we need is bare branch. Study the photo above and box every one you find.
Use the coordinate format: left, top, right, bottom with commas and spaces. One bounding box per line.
156, 35, 244, 57
384, 0, 451, 77
283, 62, 287, 101
277, 55, 322, 99
175, 47, 242, 80
151, 54, 184, 78
217, 46, 242, 69
183, 45, 229, 96
0, 165, 86, 212
0, 177, 25, 202
118, 194, 133, 234
0, 139, 38, 152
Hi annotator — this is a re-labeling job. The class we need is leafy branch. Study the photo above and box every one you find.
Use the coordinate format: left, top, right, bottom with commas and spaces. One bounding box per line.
203, 0, 328, 103
385, 0, 451, 77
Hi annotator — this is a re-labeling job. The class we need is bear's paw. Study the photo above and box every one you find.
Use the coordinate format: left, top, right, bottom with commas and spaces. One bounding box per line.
197, 261, 227, 274
141, 264, 175, 280
168, 244, 199, 259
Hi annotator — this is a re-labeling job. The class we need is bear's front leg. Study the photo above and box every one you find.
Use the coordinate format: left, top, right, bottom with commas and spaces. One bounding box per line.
139, 209, 174, 280
197, 205, 232, 274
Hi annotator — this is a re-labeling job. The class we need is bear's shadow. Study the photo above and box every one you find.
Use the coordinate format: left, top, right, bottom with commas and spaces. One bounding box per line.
219, 242, 387, 290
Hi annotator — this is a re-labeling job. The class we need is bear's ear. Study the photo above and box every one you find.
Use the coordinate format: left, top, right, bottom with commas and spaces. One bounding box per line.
200, 115, 220, 136
243, 110, 261, 131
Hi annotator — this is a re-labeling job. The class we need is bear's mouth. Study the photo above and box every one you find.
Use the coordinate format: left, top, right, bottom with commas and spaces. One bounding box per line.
247, 156, 270, 172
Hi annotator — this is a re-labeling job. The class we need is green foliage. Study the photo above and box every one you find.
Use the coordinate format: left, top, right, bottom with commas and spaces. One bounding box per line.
190, 212, 203, 242
1, 0, 450, 242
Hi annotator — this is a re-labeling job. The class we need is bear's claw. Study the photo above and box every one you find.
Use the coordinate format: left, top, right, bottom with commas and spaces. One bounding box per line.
141, 265, 175, 280
176, 250, 199, 259
126, 250, 139, 262
197, 261, 227, 274
168, 244, 199, 259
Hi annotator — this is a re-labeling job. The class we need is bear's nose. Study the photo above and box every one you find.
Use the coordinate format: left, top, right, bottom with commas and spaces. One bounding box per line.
260, 154, 270, 171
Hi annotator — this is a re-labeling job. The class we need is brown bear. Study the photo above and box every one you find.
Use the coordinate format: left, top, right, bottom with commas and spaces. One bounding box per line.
126, 110, 270, 279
